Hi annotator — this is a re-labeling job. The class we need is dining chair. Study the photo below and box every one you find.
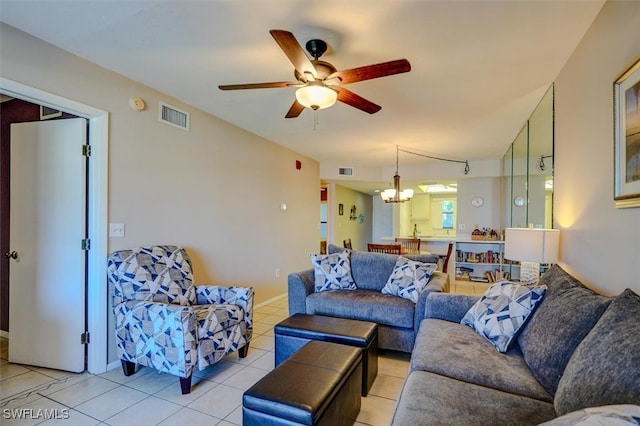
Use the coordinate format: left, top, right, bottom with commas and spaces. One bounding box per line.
343, 238, 353, 250
395, 237, 421, 254
441, 241, 454, 273
367, 243, 402, 254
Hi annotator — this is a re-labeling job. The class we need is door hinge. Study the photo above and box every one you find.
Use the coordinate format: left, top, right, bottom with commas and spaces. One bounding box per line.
82, 144, 91, 157
81, 239, 90, 250
81, 332, 90, 345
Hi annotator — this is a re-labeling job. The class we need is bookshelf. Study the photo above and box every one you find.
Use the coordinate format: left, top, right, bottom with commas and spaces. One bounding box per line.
454, 240, 521, 284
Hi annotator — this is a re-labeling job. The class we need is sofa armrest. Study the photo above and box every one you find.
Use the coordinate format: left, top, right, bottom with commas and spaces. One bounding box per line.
195, 285, 254, 334
424, 292, 480, 323
288, 269, 314, 315
414, 271, 450, 330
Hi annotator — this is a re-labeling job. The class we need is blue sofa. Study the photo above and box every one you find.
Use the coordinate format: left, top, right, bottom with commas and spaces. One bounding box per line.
287, 245, 449, 353
391, 265, 640, 425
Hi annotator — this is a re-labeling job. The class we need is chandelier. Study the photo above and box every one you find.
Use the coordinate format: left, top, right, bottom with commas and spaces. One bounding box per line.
381, 146, 414, 203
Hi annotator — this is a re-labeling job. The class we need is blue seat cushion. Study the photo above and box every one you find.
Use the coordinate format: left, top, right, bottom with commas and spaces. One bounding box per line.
306, 289, 415, 329
392, 371, 556, 426
411, 318, 552, 402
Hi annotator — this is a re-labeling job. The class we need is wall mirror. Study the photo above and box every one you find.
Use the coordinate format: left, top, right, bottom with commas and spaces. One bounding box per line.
512, 122, 529, 228
503, 85, 554, 229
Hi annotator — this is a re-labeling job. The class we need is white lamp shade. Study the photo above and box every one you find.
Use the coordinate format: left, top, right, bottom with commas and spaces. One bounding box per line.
400, 188, 414, 199
381, 189, 396, 202
504, 228, 560, 263
295, 83, 337, 110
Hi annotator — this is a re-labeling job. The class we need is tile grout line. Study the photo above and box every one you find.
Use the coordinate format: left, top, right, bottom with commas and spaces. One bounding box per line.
0, 373, 78, 408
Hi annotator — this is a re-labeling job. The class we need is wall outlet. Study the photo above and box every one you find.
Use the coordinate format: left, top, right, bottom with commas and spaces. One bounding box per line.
109, 223, 125, 237
275, 267, 280, 278
458, 223, 466, 230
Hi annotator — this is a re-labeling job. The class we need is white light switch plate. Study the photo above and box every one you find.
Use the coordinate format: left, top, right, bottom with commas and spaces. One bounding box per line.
109, 223, 125, 237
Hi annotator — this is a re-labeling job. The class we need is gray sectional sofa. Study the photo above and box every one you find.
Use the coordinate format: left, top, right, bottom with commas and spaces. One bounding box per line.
288, 245, 449, 352
391, 265, 640, 425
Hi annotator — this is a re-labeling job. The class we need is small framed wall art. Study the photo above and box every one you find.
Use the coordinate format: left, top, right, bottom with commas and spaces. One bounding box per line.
614, 57, 640, 208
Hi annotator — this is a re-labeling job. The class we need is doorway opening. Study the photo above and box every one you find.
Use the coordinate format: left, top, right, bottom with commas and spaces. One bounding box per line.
0, 77, 109, 374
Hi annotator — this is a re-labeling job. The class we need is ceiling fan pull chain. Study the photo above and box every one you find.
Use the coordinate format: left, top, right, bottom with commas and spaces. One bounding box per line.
314, 109, 318, 131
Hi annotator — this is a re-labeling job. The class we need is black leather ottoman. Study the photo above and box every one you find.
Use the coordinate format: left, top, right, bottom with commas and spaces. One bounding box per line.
275, 313, 378, 396
243, 340, 362, 426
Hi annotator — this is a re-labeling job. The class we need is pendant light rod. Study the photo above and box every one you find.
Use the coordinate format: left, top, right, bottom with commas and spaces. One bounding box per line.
397, 146, 470, 175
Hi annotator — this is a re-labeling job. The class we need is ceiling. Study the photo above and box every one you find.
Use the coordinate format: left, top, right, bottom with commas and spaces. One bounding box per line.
0, 0, 604, 193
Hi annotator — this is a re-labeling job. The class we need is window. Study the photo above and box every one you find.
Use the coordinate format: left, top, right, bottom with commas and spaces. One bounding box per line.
442, 200, 455, 229
430, 197, 457, 229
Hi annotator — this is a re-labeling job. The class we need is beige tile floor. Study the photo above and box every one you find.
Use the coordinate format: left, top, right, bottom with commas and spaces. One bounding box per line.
0, 296, 412, 425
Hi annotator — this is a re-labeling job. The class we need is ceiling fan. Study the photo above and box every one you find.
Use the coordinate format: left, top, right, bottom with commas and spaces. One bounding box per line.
218, 29, 411, 118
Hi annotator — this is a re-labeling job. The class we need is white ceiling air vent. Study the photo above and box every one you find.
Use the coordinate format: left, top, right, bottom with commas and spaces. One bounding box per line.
338, 167, 354, 177
159, 102, 190, 131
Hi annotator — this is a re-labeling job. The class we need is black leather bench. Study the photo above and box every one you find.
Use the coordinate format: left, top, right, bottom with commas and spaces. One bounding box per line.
274, 313, 378, 396
243, 340, 362, 426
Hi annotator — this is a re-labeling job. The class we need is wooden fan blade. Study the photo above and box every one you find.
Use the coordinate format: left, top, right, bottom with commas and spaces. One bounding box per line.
335, 87, 382, 114
270, 29, 317, 77
218, 82, 298, 90
285, 100, 305, 118
329, 59, 411, 85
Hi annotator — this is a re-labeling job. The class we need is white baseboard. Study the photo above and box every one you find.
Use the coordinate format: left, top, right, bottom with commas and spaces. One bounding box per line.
253, 292, 287, 310
0, 330, 9, 339
106, 360, 121, 371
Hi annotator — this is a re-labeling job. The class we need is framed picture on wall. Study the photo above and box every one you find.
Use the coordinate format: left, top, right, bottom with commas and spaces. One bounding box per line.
338, 203, 344, 215
614, 57, 640, 208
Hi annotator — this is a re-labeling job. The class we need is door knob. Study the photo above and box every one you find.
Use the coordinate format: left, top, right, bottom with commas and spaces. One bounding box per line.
4, 251, 18, 260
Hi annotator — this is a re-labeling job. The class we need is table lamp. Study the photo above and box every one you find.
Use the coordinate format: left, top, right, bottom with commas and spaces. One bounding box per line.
504, 228, 560, 283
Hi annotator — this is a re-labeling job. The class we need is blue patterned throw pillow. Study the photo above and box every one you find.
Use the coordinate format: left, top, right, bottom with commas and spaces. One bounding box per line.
310, 251, 356, 292
539, 404, 640, 426
461, 281, 547, 353
381, 256, 437, 303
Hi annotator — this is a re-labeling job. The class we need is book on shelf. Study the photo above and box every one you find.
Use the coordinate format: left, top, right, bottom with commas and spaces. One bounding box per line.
484, 270, 510, 282
456, 249, 503, 264
469, 275, 490, 283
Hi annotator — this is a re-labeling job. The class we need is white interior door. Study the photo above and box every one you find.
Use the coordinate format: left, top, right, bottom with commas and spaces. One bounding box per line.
9, 118, 87, 372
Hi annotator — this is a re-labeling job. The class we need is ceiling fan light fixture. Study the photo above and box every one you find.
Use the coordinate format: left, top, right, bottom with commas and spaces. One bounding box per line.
220, 30, 411, 118
295, 82, 337, 110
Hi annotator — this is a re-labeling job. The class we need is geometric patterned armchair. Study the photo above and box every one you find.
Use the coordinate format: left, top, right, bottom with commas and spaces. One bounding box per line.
107, 245, 253, 394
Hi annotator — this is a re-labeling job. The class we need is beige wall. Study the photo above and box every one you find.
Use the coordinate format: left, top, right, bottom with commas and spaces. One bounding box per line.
554, 0, 640, 295
1, 24, 320, 360
456, 177, 502, 238
331, 184, 373, 251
